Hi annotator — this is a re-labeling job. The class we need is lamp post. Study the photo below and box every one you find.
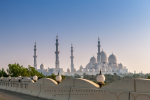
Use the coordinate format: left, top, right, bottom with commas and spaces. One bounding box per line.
7, 73, 13, 87
6, 76, 11, 86
55, 71, 62, 84
33, 75, 38, 82
18, 75, 21, 82
1, 76, 3, 81
8, 76, 11, 81
96, 69, 105, 88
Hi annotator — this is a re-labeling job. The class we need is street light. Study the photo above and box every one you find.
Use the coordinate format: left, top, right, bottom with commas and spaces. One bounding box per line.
55, 71, 62, 84
8, 76, 11, 81
18, 75, 21, 82
33, 75, 38, 82
1, 76, 3, 81
96, 69, 105, 88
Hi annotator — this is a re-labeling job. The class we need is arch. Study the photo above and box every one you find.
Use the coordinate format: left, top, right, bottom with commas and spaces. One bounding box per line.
101, 79, 134, 91
59, 78, 99, 88
35, 78, 57, 85
135, 94, 150, 100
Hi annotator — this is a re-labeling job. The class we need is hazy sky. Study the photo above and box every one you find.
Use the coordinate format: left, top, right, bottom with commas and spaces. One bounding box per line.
0, 0, 150, 73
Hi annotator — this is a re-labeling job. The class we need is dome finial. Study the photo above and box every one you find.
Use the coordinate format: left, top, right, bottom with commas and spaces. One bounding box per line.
102, 48, 103, 51
56, 34, 58, 39
58, 71, 59, 75
99, 68, 102, 75
98, 36, 100, 41
35, 41, 36, 45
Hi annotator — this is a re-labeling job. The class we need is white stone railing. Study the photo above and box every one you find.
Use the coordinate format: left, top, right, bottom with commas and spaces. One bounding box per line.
0, 78, 150, 100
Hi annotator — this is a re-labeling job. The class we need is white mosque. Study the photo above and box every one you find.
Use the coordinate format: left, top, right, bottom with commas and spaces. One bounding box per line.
34, 36, 128, 76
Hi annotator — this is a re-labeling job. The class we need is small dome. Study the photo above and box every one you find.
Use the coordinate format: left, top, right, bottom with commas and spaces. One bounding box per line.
101, 50, 108, 63
40, 63, 45, 69
73, 68, 76, 72
118, 63, 123, 69
80, 65, 83, 69
86, 63, 94, 69
67, 68, 70, 72
90, 56, 97, 64
108, 53, 117, 64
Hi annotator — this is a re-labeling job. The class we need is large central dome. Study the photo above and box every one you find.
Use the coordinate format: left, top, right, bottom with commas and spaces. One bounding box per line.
101, 50, 108, 64
108, 53, 117, 64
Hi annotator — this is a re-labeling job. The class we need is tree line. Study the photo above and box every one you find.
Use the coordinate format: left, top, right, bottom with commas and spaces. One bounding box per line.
0, 63, 65, 81
1, 63, 150, 84
0, 63, 44, 77
65, 73, 150, 84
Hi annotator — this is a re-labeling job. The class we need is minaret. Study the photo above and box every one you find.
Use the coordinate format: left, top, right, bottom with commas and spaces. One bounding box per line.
33, 42, 37, 70
97, 37, 101, 63
70, 44, 74, 72
55, 35, 59, 69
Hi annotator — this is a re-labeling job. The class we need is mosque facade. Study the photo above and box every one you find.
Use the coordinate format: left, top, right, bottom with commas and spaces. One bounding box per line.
35, 36, 128, 76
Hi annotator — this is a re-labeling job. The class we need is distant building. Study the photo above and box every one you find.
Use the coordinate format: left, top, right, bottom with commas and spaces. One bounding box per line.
34, 36, 128, 76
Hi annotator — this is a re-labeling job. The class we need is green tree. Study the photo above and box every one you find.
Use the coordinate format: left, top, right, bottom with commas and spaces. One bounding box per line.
47, 73, 56, 80
74, 73, 81, 78
61, 75, 66, 81
0, 68, 8, 77
6, 63, 44, 77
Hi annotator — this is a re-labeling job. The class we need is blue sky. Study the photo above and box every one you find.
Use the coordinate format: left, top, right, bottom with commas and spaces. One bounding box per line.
0, 0, 150, 73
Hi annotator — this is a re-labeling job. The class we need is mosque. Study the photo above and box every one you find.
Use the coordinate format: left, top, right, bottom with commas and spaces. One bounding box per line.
34, 36, 128, 76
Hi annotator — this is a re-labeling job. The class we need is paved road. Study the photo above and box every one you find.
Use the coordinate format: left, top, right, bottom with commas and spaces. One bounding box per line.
0, 89, 48, 100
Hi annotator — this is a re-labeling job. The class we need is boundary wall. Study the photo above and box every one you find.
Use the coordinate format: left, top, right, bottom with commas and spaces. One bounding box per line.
1, 78, 150, 100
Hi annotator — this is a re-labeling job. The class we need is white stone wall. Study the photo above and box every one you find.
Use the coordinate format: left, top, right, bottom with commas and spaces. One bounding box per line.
0, 78, 150, 100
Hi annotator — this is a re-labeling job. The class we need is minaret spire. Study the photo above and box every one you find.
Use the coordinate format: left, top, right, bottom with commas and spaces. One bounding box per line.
70, 43, 74, 72
33, 42, 37, 70
55, 35, 60, 69
97, 37, 101, 63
